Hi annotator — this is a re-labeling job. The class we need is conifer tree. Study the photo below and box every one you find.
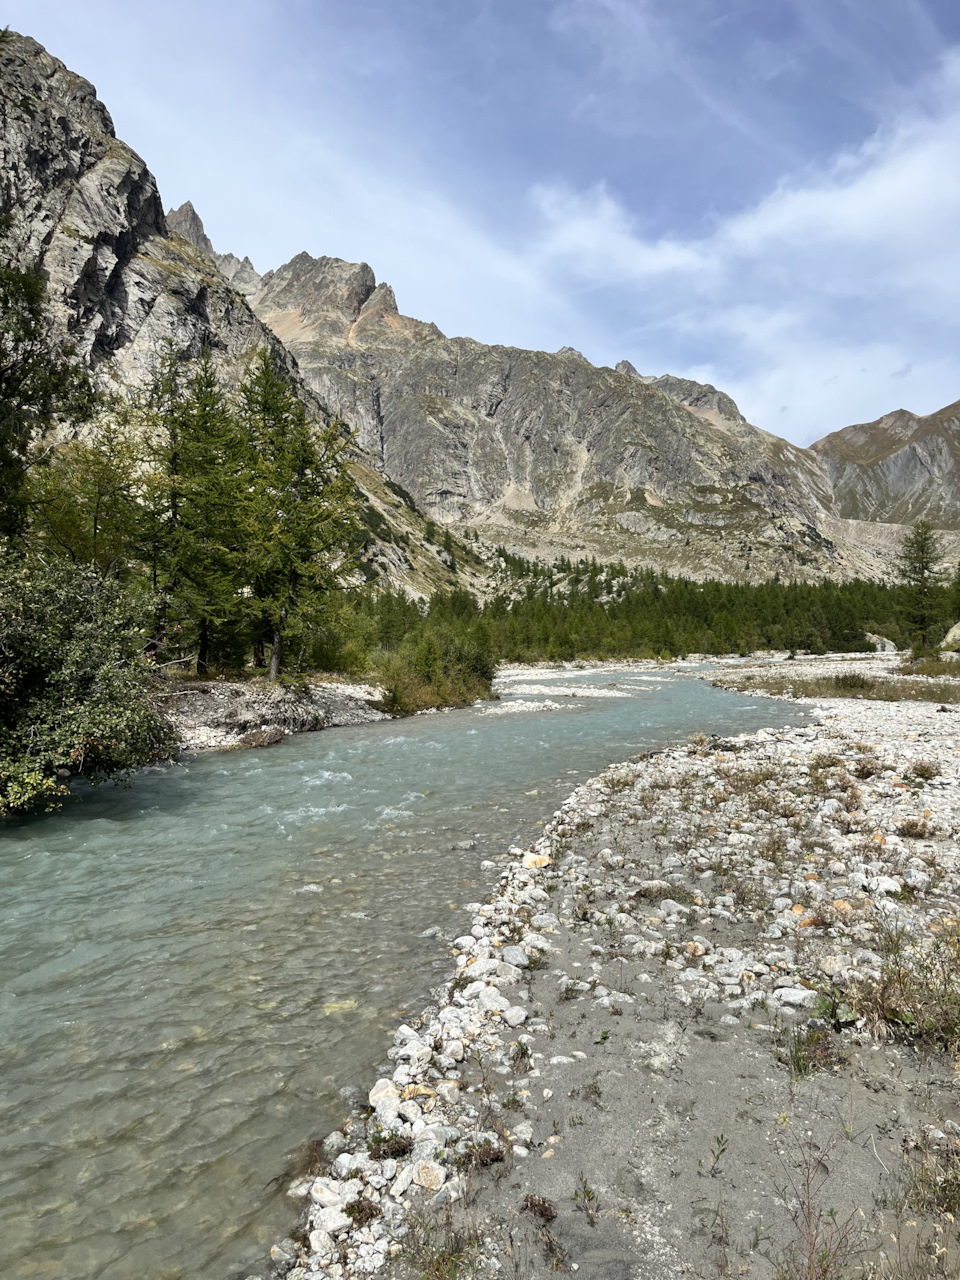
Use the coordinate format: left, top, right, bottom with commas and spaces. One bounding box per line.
234, 349, 356, 680
141, 348, 245, 672
27, 405, 141, 576
896, 519, 945, 653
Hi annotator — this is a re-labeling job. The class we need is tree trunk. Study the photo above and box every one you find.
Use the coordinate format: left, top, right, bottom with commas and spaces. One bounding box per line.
268, 628, 283, 682
197, 617, 209, 676
253, 638, 266, 668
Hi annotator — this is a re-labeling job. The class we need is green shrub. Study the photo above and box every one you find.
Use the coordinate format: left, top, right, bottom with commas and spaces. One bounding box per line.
0, 551, 175, 815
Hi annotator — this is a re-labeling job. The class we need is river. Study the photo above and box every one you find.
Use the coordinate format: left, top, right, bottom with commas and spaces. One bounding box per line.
0, 664, 804, 1280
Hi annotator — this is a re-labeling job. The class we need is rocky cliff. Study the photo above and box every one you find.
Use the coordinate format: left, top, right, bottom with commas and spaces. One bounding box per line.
0, 33, 292, 389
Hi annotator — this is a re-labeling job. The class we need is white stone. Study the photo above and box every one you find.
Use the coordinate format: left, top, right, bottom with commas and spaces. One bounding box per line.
369, 1078, 399, 1107
314, 1206, 352, 1234
310, 1177, 341, 1208
309, 1228, 335, 1254
477, 986, 510, 1013
773, 986, 818, 1008
412, 1159, 447, 1190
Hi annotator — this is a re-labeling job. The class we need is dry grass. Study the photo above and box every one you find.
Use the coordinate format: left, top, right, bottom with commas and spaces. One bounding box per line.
899, 657, 960, 678
847, 924, 960, 1053
772, 1137, 865, 1280
777, 1025, 850, 1080
402, 1202, 481, 1280
716, 672, 960, 703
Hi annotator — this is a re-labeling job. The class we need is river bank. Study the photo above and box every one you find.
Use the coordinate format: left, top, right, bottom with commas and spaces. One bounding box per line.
156, 677, 389, 751
267, 653, 960, 1280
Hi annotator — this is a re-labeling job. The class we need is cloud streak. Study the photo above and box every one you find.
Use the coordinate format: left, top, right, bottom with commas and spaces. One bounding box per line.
525, 48, 960, 440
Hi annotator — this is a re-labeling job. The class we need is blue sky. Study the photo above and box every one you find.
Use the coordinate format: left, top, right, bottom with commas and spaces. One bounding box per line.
7, 0, 960, 444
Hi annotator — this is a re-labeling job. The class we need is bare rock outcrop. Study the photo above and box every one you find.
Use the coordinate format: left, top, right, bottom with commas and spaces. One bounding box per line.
812, 399, 960, 528
0, 32, 294, 389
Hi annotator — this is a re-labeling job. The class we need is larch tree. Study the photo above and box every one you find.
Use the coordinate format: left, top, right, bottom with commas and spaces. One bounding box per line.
140, 347, 246, 673
895, 519, 946, 653
234, 349, 357, 680
0, 227, 95, 540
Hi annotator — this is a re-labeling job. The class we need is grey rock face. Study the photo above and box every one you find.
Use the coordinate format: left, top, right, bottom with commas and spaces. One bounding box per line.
166, 199, 215, 256
0, 32, 293, 389
812, 400, 960, 528
248, 252, 858, 580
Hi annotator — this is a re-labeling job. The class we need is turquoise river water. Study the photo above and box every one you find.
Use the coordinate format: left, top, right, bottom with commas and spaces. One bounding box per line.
0, 665, 805, 1280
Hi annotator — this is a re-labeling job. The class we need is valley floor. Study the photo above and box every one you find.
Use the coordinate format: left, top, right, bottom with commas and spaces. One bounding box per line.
264, 654, 960, 1280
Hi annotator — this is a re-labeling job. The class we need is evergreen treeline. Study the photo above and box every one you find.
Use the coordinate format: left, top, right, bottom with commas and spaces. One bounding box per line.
323, 569, 930, 703
1, 245, 357, 812
3, 251, 957, 816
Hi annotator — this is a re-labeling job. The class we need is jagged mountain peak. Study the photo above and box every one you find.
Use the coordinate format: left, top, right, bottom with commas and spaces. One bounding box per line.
252, 251, 444, 354
165, 200, 262, 297
811, 398, 960, 526
166, 200, 214, 256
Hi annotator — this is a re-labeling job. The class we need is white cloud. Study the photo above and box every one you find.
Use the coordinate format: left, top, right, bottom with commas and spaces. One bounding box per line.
525, 48, 960, 441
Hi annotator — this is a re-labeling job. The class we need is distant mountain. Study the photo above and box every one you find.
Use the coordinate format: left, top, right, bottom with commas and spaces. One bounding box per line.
812, 400, 960, 527
5, 29, 958, 585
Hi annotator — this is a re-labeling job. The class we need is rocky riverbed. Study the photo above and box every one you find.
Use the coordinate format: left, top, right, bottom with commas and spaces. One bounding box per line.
257, 657, 960, 1280
157, 678, 388, 751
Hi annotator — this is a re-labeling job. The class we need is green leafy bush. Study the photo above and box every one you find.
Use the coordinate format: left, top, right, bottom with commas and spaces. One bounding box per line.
0, 552, 175, 815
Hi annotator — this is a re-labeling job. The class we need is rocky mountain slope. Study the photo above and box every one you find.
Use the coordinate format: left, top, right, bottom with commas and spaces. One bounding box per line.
234, 244, 958, 581
5, 29, 958, 586
812, 399, 960, 528
0, 33, 297, 389
235, 249, 851, 581
0, 32, 468, 598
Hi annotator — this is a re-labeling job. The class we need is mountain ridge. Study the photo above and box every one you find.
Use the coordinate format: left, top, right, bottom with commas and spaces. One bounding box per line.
5, 29, 959, 586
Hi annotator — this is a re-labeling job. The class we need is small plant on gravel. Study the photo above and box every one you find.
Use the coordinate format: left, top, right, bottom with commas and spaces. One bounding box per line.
832, 671, 872, 691
907, 759, 941, 783
369, 1128, 414, 1160
572, 1171, 600, 1224
864, 1220, 960, 1280
777, 1024, 849, 1079
902, 1133, 960, 1217
522, 1193, 557, 1222
849, 923, 960, 1052
772, 1136, 864, 1280
447, 969, 473, 997
699, 1132, 729, 1177
402, 1202, 480, 1280
344, 1197, 382, 1227
896, 816, 935, 838
456, 1139, 505, 1172
853, 755, 883, 779
510, 1040, 531, 1071
502, 1092, 523, 1111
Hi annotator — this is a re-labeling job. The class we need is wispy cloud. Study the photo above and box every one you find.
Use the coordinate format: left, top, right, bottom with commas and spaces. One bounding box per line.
525, 47, 960, 439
